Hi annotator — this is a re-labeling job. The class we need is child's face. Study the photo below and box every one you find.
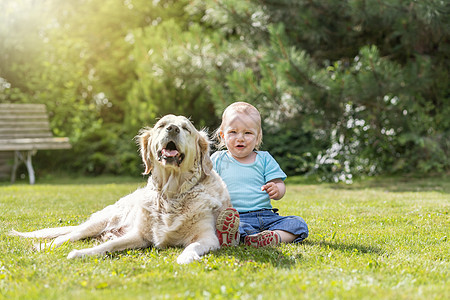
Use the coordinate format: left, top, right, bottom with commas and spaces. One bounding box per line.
221, 112, 260, 161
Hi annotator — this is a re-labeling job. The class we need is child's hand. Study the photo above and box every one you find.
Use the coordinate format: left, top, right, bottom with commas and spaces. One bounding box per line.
261, 182, 281, 200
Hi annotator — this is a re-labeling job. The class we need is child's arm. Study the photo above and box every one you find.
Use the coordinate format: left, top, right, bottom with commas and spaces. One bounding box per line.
261, 178, 286, 200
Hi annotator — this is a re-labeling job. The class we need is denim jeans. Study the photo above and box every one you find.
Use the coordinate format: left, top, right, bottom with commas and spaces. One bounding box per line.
238, 209, 309, 243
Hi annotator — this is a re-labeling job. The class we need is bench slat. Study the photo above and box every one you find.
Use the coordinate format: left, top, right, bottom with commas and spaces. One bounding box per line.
0, 133, 53, 139
0, 126, 51, 132
0, 103, 47, 111
0, 137, 71, 151
0, 121, 50, 126
0, 115, 49, 120
0, 109, 47, 114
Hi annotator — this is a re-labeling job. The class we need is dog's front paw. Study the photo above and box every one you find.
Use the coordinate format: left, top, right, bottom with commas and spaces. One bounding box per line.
177, 250, 201, 264
67, 249, 82, 259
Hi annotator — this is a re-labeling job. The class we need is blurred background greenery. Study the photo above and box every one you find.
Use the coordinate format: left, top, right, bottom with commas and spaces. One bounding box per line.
1, 0, 448, 182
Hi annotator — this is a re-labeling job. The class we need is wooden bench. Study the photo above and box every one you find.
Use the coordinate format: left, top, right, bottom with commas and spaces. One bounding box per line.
0, 104, 71, 184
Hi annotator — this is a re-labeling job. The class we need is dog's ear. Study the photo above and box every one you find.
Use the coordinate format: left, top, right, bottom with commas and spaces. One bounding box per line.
137, 127, 153, 175
198, 130, 213, 176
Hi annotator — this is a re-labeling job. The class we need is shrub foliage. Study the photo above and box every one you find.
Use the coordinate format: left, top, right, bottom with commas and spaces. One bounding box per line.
1, 0, 448, 180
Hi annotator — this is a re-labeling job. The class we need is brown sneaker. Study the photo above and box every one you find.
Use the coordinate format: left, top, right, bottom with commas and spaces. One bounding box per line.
244, 230, 281, 248
216, 208, 240, 247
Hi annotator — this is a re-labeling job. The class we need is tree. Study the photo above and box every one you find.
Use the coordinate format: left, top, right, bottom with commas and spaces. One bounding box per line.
0, 0, 219, 176
1, 0, 448, 180
185, 0, 450, 181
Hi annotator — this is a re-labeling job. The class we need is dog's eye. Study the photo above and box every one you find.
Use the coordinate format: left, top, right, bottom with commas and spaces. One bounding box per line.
182, 125, 191, 133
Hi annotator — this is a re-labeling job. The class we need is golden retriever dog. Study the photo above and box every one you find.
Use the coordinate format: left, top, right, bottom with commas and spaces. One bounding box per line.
11, 115, 238, 264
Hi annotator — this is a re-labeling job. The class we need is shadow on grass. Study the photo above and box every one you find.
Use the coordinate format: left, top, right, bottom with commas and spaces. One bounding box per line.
100, 245, 301, 269
214, 238, 383, 268
215, 245, 303, 269
303, 239, 383, 255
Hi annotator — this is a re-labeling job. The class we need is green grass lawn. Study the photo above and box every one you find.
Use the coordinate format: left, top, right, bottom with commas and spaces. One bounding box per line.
0, 175, 448, 299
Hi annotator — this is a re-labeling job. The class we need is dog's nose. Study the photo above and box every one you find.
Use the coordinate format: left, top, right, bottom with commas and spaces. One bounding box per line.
166, 125, 180, 134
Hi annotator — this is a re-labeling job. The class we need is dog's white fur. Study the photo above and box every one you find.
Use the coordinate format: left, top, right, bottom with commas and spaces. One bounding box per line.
11, 115, 232, 264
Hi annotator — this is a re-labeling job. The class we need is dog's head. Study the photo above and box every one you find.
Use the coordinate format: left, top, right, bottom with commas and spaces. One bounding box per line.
138, 115, 213, 176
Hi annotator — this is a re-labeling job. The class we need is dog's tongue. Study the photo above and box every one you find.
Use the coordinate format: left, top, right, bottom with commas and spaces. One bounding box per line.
162, 148, 179, 157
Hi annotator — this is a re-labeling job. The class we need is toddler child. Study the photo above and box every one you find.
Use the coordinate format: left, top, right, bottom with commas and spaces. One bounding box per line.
211, 102, 308, 247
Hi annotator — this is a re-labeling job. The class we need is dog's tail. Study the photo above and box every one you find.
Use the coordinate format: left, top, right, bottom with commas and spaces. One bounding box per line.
10, 226, 78, 239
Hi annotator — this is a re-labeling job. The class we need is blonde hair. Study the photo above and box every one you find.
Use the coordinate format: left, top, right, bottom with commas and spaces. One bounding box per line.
215, 102, 263, 150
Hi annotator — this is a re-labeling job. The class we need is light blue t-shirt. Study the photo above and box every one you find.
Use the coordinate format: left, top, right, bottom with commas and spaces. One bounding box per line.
211, 150, 287, 213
